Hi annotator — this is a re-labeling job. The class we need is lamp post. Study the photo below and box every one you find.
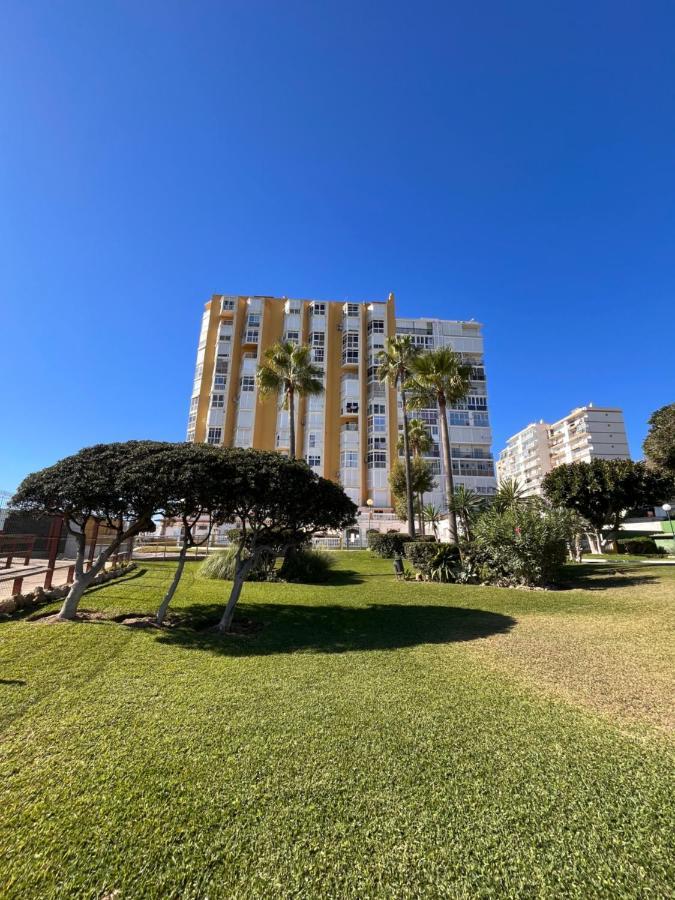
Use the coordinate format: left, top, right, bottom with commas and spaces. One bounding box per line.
366, 498, 374, 540
663, 503, 674, 539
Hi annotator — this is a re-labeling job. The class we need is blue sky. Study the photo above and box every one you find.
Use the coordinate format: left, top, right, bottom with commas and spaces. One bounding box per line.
1, 0, 674, 491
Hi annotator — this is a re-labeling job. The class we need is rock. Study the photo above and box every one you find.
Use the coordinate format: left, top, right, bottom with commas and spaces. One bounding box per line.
0, 598, 17, 615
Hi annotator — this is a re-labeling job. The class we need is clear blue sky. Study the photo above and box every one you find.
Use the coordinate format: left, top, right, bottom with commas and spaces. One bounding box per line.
2, 0, 674, 491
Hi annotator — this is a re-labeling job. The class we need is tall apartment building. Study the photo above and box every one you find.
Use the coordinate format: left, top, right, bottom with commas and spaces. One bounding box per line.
497, 405, 630, 496
187, 293, 496, 511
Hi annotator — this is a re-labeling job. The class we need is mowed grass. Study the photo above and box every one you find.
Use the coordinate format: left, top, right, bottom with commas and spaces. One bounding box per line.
0, 553, 673, 898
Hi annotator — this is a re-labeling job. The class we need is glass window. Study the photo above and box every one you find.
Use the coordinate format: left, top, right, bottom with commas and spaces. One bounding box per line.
312, 347, 325, 363
220, 297, 235, 311
247, 313, 261, 326
211, 393, 225, 408
368, 402, 386, 415
311, 302, 326, 316
240, 376, 255, 392
367, 450, 387, 468
307, 455, 321, 467
345, 303, 360, 317
342, 331, 359, 364
245, 329, 259, 344
340, 450, 358, 468
207, 427, 222, 445
368, 320, 385, 334
344, 401, 359, 415
308, 433, 317, 448
311, 332, 325, 346
368, 415, 386, 432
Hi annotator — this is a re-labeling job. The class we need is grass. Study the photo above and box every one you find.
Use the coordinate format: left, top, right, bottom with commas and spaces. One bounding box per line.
0, 552, 673, 898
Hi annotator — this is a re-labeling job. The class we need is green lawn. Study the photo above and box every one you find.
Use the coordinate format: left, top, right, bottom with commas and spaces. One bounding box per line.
1, 552, 673, 898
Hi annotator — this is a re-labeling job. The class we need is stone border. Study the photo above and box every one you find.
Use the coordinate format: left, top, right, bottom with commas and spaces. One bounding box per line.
0, 563, 138, 617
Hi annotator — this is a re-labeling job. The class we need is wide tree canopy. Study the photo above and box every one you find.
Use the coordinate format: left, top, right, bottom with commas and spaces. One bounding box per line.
12, 441, 179, 619
542, 458, 673, 541
217, 450, 357, 631
643, 403, 675, 478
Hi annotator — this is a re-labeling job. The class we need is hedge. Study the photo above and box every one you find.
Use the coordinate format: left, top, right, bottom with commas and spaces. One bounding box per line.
617, 536, 662, 555
367, 532, 410, 557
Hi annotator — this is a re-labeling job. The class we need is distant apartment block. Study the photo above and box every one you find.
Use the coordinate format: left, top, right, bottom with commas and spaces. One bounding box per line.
497, 405, 630, 496
187, 293, 496, 511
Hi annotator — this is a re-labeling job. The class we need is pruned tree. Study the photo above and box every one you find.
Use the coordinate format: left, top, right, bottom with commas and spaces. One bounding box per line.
154, 444, 237, 626
406, 348, 472, 544
217, 451, 356, 632
256, 341, 324, 459
377, 336, 420, 537
643, 403, 675, 478
12, 442, 176, 620
542, 459, 674, 552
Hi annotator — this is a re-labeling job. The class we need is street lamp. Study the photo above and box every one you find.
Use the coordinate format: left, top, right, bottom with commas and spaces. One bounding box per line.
663, 503, 674, 539
366, 498, 374, 534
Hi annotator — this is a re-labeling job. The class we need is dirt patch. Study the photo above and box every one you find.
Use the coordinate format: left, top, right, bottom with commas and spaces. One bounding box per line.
31, 610, 111, 625
203, 616, 264, 637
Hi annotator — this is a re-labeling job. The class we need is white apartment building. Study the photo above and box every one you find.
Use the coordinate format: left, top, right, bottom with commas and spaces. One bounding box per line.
497, 405, 630, 496
187, 293, 497, 514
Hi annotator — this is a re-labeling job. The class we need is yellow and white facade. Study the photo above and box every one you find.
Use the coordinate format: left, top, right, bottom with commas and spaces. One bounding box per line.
187, 293, 496, 511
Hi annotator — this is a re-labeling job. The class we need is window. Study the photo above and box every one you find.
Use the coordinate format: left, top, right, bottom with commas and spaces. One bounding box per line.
466, 395, 488, 410
194, 363, 203, 381
211, 393, 225, 408
245, 328, 259, 344
345, 303, 360, 317
285, 331, 299, 344
189, 396, 199, 412
311, 332, 325, 346
311, 302, 326, 316
207, 427, 222, 445
240, 376, 255, 392
214, 375, 227, 389
312, 347, 325, 363
449, 411, 470, 426
342, 331, 359, 364
344, 401, 359, 415
215, 358, 229, 375
367, 451, 387, 468
247, 313, 261, 326
288, 302, 302, 314
473, 412, 489, 427
308, 433, 317, 448
220, 298, 235, 311
307, 455, 321, 467
368, 402, 386, 416
368, 319, 385, 334
186, 428, 195, 443
368, 415, 386, 432
368, 436, 387, 450
340, 451, 358, 468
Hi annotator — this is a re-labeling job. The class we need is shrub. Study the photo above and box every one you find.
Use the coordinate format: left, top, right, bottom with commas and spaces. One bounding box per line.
278, 548, 336, 583
617, 536, 663, 555
429, 545, 462, 582
468, 506, 568, 587
367, 532, 410, 557
404, 541, 441, 576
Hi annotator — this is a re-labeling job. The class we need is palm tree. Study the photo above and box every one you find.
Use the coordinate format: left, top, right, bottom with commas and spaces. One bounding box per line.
256, 341, 324, 459
398, 419, 433, 533
377, 335, 419, 536
449, 484, 483, 541
493, 477, 529, 512
406, 347, 472, 544
423, 503, 443, 540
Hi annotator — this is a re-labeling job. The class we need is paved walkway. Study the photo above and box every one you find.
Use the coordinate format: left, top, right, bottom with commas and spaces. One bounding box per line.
0, 560, 77, 598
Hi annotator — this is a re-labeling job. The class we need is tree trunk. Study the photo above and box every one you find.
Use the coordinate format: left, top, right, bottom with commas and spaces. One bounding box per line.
218, 555, 254, 632
437, 396, 458, 544
400, 388, 416, 538
57, 526, 130, 620
288, 386, 296, 460
155, 543, 189, 626
418, 493, 425, 535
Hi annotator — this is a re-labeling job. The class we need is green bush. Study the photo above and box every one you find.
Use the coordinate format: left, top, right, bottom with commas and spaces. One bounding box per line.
467, 506, 568, 587
278, 548, 336, 583
429, 545, 462, 582
617, 536, 663, 555
367, 532, 410, 558
404, 541, 441, 575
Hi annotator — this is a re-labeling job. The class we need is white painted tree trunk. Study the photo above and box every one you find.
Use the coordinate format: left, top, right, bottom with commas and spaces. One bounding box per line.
57, 531, 123, 620
155, 544, 189, 626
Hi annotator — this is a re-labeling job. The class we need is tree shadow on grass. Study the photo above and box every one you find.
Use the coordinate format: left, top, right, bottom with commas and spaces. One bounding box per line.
154, 602, 516, 657
84, 567, 149, 595
557, 564, 659, 592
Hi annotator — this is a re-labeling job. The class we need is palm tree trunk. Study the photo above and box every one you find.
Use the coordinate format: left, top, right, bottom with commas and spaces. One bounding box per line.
437, 396, 458, 544
400, 387, 416, 538
418, 493, 426, 535
288, 386, 296, 460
